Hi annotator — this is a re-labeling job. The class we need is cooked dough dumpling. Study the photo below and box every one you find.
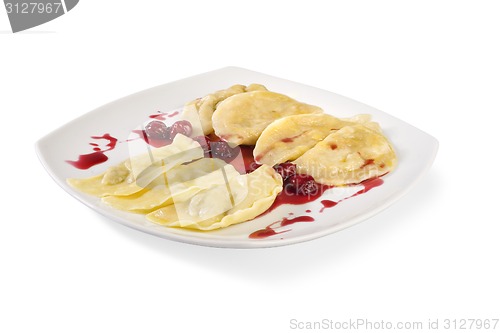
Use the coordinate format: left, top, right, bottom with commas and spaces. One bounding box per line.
101, 158, 239, 213
184, 84, 268, 135
293, 124, 397, 186
212, 91, 323, 145
146, 165, 283, 230
254, 113, 380, 166
254, 114, 354, 166
67, 135, 203, 197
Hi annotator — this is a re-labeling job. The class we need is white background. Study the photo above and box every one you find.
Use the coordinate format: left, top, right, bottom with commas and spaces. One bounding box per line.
1, 1, 499, 332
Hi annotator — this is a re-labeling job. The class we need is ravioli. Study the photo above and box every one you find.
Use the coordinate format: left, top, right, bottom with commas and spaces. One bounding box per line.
253, 114, 348, 166
293, 124, 397, 186
101, 158, 239, 213
212, 90, 323, 145
183, 84, 268, 135
146, 164, 283, 230
253, 113, 379, 166
67, 134, 203, 197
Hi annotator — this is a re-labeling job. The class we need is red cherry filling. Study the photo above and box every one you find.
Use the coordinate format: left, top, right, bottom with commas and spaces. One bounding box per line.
144, 121, 171, 141
210, 141, 240, 161
170, 120, 193, 138
273, 162, 297, 180
286, 174, 319, 196
273, 162, 321, 196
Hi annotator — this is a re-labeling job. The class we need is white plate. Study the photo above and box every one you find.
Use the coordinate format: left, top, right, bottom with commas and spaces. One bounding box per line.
36, 67, 438, 248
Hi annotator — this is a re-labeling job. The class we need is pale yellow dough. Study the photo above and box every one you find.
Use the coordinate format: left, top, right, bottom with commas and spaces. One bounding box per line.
293, 124, 397, 186
146, 165, 283, 231
101, 158, 239, 213
254, 114, 347, 166
67, 134, 203, 197
212, 90, 323, 145
183, 84, 268, 135
253, 113, 379, 166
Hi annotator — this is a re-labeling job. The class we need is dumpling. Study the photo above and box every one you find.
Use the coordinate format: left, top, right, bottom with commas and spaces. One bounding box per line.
101, 158, 239, 213
253, 114, 351, 166
146, 164, 283, 230
212, 91, 323, 145
293, 124, 397, 186
183, 84, 268, 135
67, 134, 203, 197
253, 113, 379, 166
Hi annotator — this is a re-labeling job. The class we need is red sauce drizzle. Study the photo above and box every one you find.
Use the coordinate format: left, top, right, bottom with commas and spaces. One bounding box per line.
261, 182, 334, 215
280, 215, 315, 226
68, 111, 180, 170
251, 177, 385, 238
286, 177, 379, 213
352, 177, 384, 196
232, 145, 259, 173
249, 215, 315, 239
149, 110, 180, 120
149, 113, 167, 120
319, 200, 338, 213
318, 178, 384, 213
248, 228, 285, 239
66, 134, 118, 170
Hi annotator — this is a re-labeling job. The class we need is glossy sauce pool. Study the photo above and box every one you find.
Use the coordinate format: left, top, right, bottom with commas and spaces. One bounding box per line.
250, 177, 384, 239
66, 134, 118, 170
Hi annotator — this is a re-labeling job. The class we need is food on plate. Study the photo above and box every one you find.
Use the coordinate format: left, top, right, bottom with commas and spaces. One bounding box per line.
211, 90, 323, 145
101, 158, 240, 213
184, 84, 268, 135
146, 164, 283, 230
254, 113, 377, 166
67, 83, 397, 232
293, 124, 397, 186
67, 134, 203, 197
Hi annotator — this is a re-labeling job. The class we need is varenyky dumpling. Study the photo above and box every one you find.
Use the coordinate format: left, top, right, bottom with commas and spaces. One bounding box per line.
183, 84, 268, 135
293, 124, 397, 186
253, 113, 380, 166
67, 134, 203, 197
212, 90, 323, 145
101, 158, 240, 213
254, 114, 347, 166
146, 164, 283, 230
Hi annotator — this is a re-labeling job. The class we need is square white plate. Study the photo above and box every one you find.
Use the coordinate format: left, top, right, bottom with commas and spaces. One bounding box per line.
36, 67, 438, 248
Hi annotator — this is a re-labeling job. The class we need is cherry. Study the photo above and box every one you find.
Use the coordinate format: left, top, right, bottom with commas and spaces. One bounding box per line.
286, 174, 319, 196
273, 162, 297, 180
144, 121, 171, 140
170, 120, 192, 138
210, 141, 240, 161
